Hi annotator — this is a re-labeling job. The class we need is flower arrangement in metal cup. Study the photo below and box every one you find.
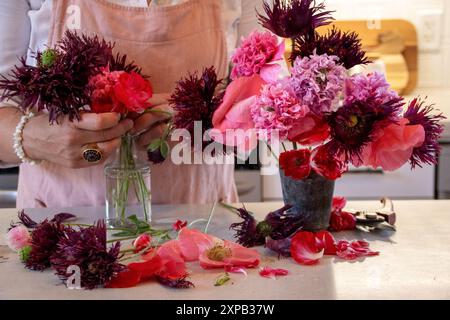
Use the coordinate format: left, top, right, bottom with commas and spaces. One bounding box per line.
0, 31, 154, 224
212, 0, 445, 181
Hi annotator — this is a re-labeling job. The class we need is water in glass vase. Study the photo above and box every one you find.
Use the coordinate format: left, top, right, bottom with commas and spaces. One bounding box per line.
105, 134, 151, 228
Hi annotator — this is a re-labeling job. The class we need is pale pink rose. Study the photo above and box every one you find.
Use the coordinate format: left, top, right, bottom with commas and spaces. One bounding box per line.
6, 225, 31, 252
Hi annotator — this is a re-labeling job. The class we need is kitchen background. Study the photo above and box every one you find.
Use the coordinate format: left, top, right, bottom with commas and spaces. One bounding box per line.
1, 0, 450, 207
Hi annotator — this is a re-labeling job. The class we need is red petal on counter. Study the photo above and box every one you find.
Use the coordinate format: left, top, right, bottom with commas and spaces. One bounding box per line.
290, 231, 324, 265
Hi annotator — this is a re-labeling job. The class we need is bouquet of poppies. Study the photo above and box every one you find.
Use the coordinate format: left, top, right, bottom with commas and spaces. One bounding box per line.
212, 0, 445, 179
0, 31, 154, 225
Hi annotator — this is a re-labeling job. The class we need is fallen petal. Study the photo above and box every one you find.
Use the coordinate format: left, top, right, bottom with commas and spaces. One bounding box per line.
259, 266, 289, 279
290, 231, 324, 265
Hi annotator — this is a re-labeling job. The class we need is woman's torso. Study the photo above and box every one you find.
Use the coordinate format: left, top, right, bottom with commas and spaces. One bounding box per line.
17, 0, 248, 208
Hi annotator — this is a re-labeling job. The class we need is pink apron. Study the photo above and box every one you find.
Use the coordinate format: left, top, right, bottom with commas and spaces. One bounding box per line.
17, 0, 238, 208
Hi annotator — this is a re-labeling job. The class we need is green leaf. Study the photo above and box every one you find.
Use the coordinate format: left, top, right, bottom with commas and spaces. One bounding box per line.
112, 231, 135, 237
148, 138, 162, 151
214, 273, 231, 287
160, 141, 170, 159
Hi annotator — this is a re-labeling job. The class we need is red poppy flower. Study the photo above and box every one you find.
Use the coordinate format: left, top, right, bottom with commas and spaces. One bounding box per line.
279, 149, 311, 180
287, 114, 330, 145
132, 234, 152, 253
259, 266, 289, 279
311, 144, 348, 180
290, 231, 324, 265
114, 71, 153, 113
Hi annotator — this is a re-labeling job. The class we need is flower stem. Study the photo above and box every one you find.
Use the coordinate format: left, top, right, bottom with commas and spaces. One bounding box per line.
204, 200, 218, 234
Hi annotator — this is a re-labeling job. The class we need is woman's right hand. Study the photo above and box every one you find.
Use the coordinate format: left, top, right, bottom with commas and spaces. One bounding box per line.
22, 112, 133, 168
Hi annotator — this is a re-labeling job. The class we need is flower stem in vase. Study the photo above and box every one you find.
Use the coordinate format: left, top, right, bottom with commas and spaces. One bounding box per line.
105, 134, 151, 228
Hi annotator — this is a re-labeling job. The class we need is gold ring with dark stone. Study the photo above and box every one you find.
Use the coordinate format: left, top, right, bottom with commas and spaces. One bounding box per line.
82, 144, 102, 163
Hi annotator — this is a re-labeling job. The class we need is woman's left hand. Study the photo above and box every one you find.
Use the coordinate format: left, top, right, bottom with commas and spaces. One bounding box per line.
131, 93, 172, 151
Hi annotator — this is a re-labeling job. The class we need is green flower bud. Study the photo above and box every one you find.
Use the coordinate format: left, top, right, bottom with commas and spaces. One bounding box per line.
39, 49, 59, 68
19, 245, 32, 263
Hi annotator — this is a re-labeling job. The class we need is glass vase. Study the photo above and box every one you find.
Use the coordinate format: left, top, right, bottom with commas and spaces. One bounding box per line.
280, 169, 335, 231
105, 134, 151, 228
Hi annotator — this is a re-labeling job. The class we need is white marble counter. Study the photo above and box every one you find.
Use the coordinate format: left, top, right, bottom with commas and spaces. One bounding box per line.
1, 200, 450, 300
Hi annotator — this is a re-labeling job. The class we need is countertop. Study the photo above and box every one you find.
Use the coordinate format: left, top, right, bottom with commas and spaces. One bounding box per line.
1, 200, 450, 300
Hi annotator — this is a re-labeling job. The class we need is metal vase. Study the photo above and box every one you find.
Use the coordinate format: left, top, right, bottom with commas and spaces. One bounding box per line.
280, 169, 335, 232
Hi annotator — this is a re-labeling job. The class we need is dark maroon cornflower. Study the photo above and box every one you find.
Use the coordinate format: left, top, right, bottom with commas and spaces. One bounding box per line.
25, 219, 67, 270
170, 66, 223, 150
257, 0, 334, 38
292, 28, 370, 69
155, 275, 195, 289
404, 97, 446, 168
50, 220, 124, 290
230, 208, 266, 247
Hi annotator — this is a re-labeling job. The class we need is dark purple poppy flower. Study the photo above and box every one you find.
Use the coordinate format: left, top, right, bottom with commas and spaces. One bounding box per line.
292, 27, 370, 69
265, 235, 294, 257
404, 97, 446, 168
230, 208, 266, 248
257, 0, 334, 38
264, 205, 303, 240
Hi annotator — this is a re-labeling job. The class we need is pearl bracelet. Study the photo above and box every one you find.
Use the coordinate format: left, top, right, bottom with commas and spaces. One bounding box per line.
13, 112, 41, 166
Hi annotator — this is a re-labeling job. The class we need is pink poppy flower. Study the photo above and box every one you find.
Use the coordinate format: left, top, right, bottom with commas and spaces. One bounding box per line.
6, 225, 31, 252
178, 227, 259, 269
290, 231, 324, 265
259, 266, 289, 279
178, 228, 216, 262
211, 75, 266, 151
199, 240, 260, 269
360, 118, 425, 171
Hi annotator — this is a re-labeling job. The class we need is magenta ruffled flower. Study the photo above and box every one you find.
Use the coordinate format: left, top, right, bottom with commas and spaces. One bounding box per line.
231, 31, 284, 83
289, 54, 346, 114
251, 80, 309, 140
344, 72, 403, 116
404, 97, 446, 168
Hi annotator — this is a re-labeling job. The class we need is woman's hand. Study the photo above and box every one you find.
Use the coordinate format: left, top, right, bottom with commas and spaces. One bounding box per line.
22, 112, 133, 168
131, 93, 173, 150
